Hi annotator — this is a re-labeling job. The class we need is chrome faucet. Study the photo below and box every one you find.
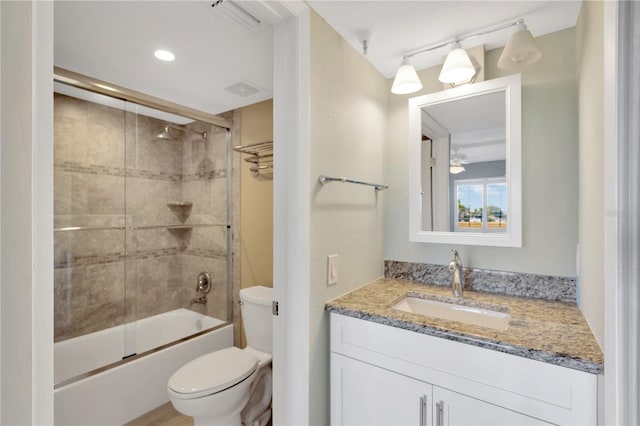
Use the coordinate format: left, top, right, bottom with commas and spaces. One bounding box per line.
448, 249, 464, 297
190, 271, 211, 305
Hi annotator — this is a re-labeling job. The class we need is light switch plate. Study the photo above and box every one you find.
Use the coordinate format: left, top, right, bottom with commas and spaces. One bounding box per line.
327, 254, 338, 286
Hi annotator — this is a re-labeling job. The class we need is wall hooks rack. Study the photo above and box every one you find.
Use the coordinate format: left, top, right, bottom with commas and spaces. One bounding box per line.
233, 141, 273, 177
318, 175, 389, 191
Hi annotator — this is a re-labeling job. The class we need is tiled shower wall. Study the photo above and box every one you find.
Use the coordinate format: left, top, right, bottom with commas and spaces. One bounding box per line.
54, 93, 230, 342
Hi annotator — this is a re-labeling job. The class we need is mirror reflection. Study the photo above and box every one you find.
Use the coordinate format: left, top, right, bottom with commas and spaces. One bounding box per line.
419, 91, 507, 233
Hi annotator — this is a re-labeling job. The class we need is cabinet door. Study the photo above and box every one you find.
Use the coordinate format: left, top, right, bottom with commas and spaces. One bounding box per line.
433, 387, 552, 426
332, 353, 431, 426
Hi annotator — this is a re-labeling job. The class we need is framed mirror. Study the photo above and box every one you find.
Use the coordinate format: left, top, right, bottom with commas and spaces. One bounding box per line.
408, 74, 521, 247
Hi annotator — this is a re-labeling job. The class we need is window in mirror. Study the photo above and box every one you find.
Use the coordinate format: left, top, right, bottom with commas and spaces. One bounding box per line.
454, 178, 507, 232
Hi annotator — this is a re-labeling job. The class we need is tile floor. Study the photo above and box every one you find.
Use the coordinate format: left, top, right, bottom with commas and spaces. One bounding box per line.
125, 403, 193, 426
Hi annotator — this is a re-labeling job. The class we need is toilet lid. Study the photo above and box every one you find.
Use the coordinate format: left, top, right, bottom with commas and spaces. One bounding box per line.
168, 347, 258, 399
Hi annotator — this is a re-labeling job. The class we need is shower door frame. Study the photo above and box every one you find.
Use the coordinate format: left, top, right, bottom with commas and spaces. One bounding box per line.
52, 67, 235, 385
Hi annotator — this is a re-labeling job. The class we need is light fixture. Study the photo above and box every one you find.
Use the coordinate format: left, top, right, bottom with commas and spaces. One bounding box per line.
497, 21, 541, 69
154, 50, 175, 62
391, 57, 423, 95
449, 165, 466, 174
438, 42, 476, 84
391, 18, 541, 95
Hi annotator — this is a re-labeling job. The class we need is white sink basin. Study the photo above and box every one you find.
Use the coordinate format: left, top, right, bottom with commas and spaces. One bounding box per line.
392, 295, 511, 331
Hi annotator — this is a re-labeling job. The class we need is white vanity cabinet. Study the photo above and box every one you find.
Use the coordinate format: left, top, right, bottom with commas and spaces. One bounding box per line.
335, 354, 432, 425
330, 313, 599, 426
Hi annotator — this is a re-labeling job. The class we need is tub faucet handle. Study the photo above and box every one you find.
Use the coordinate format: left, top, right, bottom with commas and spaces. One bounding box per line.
196, 272, 211, 294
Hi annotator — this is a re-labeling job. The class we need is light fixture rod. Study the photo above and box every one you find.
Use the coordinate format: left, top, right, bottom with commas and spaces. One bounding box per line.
405, 19, 524, 59
212, 0, 260, 25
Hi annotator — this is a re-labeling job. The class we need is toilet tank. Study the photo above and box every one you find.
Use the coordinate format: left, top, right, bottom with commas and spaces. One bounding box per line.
239, 286, 273, 353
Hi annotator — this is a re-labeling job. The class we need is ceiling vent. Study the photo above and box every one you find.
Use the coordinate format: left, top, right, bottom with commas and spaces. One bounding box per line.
225, 81, 261, 98
211, 0, 261, 32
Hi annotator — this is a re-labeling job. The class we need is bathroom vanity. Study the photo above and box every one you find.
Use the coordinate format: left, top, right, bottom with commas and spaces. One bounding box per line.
326, 279, 603, 426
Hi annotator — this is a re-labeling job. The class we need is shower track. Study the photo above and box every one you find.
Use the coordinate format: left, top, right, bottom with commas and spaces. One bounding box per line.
54, 223, 228, 232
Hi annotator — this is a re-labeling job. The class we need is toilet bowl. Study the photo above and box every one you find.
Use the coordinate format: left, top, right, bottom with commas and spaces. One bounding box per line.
167, 286, 273, 426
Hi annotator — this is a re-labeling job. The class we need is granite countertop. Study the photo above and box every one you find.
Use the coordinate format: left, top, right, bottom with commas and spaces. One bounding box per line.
325, 278, 604, 375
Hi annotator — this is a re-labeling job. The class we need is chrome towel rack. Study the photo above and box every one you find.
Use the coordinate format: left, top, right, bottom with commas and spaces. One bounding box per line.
233, 141, 273, 177
318, 175, 389, 191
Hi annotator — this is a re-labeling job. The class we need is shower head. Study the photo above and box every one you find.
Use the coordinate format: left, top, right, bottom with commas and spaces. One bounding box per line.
156, 125, 177, 141
157, 123, 208, 141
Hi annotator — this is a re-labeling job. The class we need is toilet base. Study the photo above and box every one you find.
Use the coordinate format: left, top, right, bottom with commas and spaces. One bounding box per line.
241, 364, 272, 426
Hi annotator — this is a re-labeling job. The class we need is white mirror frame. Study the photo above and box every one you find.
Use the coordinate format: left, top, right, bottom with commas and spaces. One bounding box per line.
408, 74, 522, 247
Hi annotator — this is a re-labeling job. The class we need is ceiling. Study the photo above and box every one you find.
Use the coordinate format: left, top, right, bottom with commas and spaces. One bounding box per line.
54, 1, 274, 116
422, 91, 506, 163
54, 1, 581, 117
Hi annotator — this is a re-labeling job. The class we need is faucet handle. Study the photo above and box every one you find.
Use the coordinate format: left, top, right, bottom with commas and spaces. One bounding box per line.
451, 249, 460, 260
451, 249, 462, 266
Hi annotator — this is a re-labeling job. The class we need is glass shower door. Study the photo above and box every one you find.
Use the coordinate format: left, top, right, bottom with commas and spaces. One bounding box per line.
53, 81, 233, 386
53, 83, 129, 384
123, 102, 231, 354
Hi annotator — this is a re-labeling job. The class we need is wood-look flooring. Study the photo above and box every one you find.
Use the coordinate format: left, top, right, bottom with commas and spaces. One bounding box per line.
124, 402, 193, 426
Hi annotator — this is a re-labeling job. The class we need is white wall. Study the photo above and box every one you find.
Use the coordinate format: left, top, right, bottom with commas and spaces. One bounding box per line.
308, 10, 388, 425
385, 29, 579, 278
1, 2, 34, 422
576, 0, 605, 347
1, 2, 54, 423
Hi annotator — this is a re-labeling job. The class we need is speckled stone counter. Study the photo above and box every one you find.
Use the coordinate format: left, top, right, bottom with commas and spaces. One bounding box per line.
325, 278, 603, 375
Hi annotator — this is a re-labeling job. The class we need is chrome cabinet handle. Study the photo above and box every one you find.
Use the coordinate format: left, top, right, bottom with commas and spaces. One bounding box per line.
436, 400, 444, 426
419, 395, 427, 426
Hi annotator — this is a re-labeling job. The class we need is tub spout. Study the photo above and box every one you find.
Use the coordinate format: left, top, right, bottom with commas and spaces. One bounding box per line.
190, 295, 207, 305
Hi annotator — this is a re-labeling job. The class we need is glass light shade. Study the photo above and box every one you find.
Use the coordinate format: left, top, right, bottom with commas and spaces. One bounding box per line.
497, 24, 541, 69
449, 165, 466, 174
438, 44, 476, 84
391, 58, 423, 94
154, 49, 175, 61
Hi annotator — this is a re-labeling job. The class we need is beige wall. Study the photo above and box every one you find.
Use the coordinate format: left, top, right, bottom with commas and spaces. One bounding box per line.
576, 1, 604, 347
238, 99, 273, 346
385, 28, 579, 278
239, 99, 273, 290
308, 10, 388, 425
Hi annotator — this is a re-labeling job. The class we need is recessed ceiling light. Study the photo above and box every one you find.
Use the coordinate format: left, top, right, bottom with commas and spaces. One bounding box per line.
154, 50, 175, 62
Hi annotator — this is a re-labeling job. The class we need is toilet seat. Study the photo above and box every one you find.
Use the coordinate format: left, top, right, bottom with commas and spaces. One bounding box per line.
168, 347, 257, 400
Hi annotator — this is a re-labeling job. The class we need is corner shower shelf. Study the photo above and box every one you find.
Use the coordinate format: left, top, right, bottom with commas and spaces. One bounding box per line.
137, 223, 227, 231
166, 201, 193, 208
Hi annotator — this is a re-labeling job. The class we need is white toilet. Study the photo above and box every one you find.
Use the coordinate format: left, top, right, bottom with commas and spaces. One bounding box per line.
168, 286, 273, 426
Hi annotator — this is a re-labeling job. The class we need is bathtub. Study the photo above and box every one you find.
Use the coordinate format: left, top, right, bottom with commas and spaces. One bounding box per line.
54, 308, 233, 425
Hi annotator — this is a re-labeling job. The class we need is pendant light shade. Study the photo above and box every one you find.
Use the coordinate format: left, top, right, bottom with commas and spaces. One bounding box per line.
438, 43, 476, 84
449, 165, 466, 174
391, 57, 423, 95
497, 22, 541, 69
390, 18, 540, 95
